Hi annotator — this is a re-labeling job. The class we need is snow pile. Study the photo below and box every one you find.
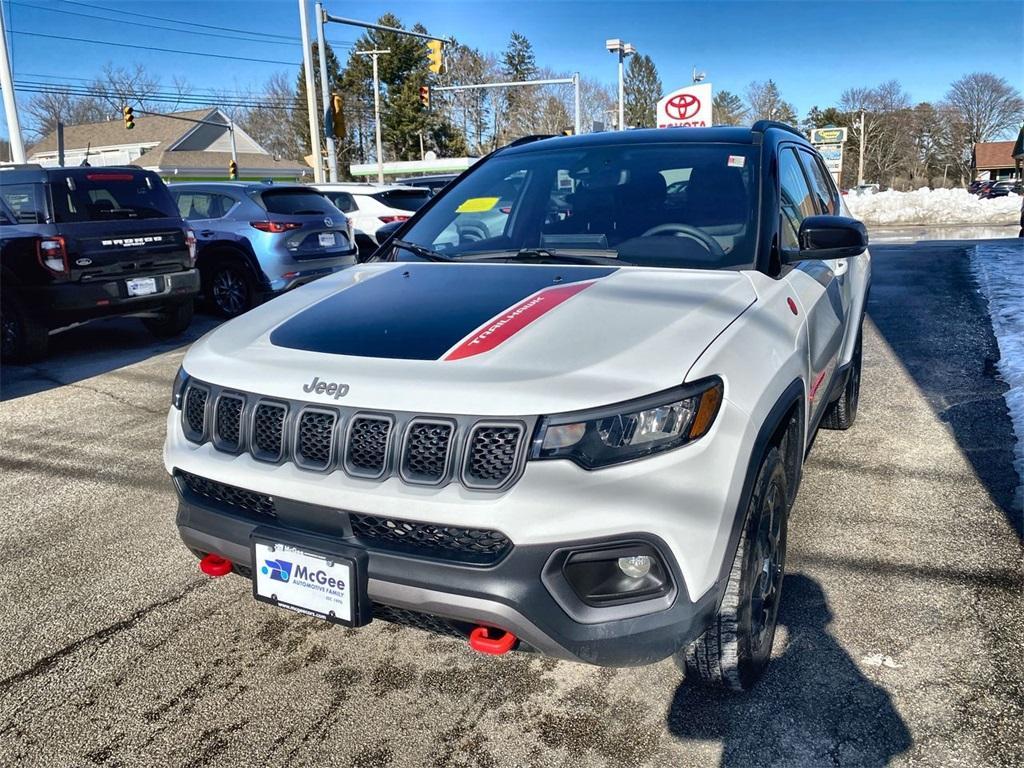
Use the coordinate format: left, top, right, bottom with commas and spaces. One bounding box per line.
971, 240, 1024, 511
845, 188, 1021, 226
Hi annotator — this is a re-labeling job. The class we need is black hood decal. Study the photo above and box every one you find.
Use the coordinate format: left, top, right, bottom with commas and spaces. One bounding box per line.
269, 263, 617, 361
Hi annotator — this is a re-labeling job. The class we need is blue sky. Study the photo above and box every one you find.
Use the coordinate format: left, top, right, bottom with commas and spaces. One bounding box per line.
2, 0, 1023, 139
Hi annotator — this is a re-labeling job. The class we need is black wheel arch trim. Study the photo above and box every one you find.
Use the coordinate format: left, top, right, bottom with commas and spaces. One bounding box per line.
197, 242, 267, 288
711, 378, 806, 609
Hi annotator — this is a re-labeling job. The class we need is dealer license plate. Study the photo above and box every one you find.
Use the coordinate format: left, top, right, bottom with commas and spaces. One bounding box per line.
318, 232, 336, 247
126, 277, 158, 296
252, 539, 354, 625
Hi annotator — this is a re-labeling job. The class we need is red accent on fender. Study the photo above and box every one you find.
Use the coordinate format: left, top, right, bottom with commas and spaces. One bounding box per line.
787, 297, 798, 315
199, 554, 233, 577
469, 626, 517, 655
443, 280, 597, 361
808, 369, 828, 401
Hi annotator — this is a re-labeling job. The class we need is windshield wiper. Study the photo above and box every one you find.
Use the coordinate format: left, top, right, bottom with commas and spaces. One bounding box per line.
390, 238, 453, 262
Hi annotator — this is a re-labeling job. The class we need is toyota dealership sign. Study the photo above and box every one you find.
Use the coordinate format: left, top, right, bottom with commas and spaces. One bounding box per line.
656, 83, 713, 128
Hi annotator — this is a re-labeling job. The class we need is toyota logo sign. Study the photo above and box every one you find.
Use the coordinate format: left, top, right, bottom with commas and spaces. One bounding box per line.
665, 93, 701, 121
656, 83, 713, 128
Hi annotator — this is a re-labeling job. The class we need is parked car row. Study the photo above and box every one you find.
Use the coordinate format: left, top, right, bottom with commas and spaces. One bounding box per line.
970, 179, 1023, 199
0, 167, 456, 361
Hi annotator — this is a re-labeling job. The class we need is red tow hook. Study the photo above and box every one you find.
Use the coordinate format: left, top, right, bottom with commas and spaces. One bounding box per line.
199, 553, 233, 577
469, 626, 517, 655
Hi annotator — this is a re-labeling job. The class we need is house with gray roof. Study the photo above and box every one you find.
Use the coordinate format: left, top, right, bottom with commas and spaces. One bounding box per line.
27, 107, 309, 180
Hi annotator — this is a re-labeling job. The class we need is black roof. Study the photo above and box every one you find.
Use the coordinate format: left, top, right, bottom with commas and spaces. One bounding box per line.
0, 164, 159, 184
500, 122, 810, 156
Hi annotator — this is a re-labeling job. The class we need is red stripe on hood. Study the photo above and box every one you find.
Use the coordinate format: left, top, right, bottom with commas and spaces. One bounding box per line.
442, 280, 598, 361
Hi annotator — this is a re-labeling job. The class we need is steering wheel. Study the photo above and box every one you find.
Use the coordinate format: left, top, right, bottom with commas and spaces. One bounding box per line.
640, 223, 725, 259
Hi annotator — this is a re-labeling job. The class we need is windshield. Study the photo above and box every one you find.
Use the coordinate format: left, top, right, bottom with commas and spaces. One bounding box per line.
393, 142, 760, 270
259, 189, 339, 216
51, 171, 178, 223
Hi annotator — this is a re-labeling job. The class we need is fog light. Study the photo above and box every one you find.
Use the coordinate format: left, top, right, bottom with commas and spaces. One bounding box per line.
617, 555, 651, 579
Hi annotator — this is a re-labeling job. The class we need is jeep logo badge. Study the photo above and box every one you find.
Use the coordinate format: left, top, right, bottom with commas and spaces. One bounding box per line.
302, 376, 349, 399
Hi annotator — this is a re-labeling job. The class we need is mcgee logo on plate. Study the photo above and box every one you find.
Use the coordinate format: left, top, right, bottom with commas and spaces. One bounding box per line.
262, 559, 293, 583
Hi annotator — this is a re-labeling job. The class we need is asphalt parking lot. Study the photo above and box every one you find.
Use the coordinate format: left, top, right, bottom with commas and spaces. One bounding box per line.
1, 242, 1021, 767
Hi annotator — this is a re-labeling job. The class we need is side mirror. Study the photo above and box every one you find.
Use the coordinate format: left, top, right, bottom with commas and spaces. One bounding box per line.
785, 215, 868, 263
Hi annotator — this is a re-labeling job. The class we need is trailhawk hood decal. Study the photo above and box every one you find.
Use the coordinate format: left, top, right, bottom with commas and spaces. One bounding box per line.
184, 262, 757, 415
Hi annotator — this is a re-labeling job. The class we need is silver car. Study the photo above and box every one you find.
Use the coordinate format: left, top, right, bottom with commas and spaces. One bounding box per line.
170, 182, 356, 317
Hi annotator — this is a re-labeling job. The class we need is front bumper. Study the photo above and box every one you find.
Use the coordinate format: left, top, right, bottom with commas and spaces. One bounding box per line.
174, 475, 722, 666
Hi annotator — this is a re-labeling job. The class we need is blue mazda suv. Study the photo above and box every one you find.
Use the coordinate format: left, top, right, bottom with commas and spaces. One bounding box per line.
169, 182, 356, 317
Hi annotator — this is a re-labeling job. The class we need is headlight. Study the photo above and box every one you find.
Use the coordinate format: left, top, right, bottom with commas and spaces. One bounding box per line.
172, 365, 189, 409
531, 378, 723, 469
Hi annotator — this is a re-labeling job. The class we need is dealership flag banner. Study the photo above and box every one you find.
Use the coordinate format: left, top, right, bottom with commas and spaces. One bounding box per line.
656, 83, 713, 128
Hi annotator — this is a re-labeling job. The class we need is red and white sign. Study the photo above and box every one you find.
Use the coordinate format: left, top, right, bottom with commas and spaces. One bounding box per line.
656, 83, 713, 129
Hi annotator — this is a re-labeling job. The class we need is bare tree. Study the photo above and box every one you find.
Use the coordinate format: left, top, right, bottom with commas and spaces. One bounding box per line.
942, 72, 1024, 183
90, 64, 162, 113
746, 80, 797, 124
235, 72, 302, 161
21, 88, 107, 141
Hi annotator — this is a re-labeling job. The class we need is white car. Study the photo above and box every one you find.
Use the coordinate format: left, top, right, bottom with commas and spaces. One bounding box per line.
165, 123, 870, 690
310, 183, 431, 255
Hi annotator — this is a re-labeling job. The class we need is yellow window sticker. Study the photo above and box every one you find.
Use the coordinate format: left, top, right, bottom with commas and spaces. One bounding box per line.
456, 196, 500, 213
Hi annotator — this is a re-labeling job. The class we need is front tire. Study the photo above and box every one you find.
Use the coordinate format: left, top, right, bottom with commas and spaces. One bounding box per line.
681, 446, 789, 690
1, 289, 49, 362
821, 330, 862, 430
142, 300, 194, 339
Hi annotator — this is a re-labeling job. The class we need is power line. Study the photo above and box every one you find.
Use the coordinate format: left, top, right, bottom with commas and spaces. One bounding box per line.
9, 0, 304, 48
54, 0, 300, 43
13, 82, 299, 111
12, 30, 302, 65
17, 72, 299, 100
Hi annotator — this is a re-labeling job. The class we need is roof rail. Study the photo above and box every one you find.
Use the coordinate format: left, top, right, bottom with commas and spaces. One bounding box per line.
751, 120, 805, 139
0, 163, 44, 171
504, 134, 557, 148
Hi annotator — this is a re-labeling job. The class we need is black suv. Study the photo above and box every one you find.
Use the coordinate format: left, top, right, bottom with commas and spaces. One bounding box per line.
1, 165, 200, 360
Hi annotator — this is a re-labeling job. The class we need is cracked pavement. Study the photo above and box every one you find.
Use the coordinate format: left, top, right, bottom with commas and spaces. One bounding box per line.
1, 242, 1021, 767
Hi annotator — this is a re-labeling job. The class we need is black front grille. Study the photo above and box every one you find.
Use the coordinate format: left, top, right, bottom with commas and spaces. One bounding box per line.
402, 421, 453, 483
184, 386, 208, 439
252, 402, 286, 462
178, 470, 275, 517
465, 425, 523, 488
296, 409, 336, 470
372, 604, 471, 639
350, 513, 511, 564
214, 394, 244, 450
346, 416, 391, 477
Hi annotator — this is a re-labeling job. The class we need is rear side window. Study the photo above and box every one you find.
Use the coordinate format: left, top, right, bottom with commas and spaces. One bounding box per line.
1, 183, 47, 224
259, 189, 337, 215
779, 148, 816, 250
323, 191, 356, 213
174, 192, 235, 220
51, 172, 178, 223
371, 189, 430, 212
798, 150, 838, 215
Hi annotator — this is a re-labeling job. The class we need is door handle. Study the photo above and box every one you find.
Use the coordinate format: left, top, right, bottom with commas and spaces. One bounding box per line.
200, 230, 215, 237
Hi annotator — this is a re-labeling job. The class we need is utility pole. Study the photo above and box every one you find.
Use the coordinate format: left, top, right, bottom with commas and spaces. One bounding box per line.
0, 6, 26, 163
315, 2, 338, 181
356, 49, 389, 183
606, 39, 636, 131
857, 110, 866, 186
573, 72, 581, 136
298, 0, 323, 182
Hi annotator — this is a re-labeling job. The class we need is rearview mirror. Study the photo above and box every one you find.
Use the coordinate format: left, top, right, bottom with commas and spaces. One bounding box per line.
785, 215, 868, 263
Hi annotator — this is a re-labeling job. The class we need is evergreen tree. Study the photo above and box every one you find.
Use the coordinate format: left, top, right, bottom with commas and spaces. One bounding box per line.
712, 90, 748, 126
623, 54, 661, 128
500, 31, 538, 141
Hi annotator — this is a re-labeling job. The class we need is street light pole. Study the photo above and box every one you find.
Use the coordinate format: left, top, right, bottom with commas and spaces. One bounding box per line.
606, 39, 635, 131
857, 110, 866, 186
298, 0, 323, 182
356, 49, 390, 183
315, 3, 338, 182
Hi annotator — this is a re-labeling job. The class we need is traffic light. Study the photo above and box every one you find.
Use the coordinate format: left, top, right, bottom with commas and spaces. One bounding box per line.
419, 86, 430, 109
122, 105, 134, 130
426, 39, 443, 74
330, 93, 345, 139
228, 160, 238, 180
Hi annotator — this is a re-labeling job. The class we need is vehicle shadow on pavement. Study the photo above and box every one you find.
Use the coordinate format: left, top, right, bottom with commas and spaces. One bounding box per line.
0, 311, 221, 402
665, 573, 912, 767
867, 241, 1023, 538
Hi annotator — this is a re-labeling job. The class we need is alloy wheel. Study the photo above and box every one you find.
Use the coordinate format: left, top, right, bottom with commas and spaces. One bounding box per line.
212, 268, 247, 316
749, 481, 785, 651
